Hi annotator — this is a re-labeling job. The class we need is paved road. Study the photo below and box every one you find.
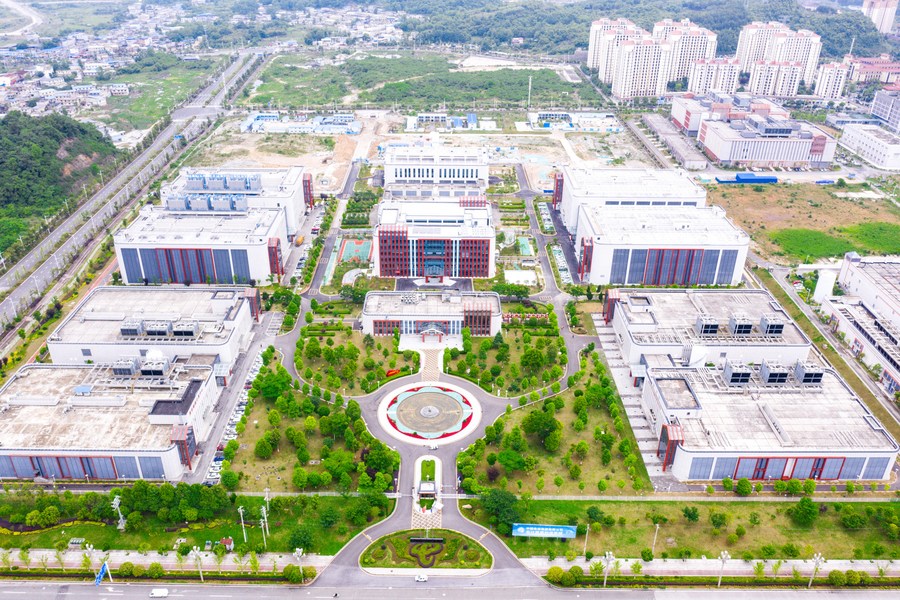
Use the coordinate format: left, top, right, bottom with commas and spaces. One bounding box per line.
0, 582, 895, 599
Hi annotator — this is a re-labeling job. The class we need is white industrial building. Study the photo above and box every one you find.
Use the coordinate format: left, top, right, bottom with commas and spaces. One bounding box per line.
574, 206, 749, 286
554, 166, 707, 233
361, 291, 502, 339
687, 58, 741, 95
815, 62, 849, 100
839, 124, 900, 170
748, 61, 804, 97
823, 254, 900, 397
114, 206, 289, 285
382, 142, 489, 198
161, 167, 308, 240
0, 358, 222, 481
871, 90, 900, 133
698, 116, 837, 168
671, 92, 789, 137
47, 287, 257, 378
604, 288, 898, 482
373, 199, 495, 280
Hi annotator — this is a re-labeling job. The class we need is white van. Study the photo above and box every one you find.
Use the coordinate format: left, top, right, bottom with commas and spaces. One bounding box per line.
149, 590, 169, 598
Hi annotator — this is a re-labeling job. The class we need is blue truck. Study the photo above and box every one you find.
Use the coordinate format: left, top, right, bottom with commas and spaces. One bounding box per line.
715, 172, 778, 185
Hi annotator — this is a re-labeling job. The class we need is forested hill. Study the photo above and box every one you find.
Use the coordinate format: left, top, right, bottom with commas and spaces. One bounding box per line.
0, 111, 118, 252
265, 0, 891, 58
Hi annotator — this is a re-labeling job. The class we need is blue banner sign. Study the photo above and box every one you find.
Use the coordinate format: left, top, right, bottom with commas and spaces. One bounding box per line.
512, 523, 577, 539
94, 562, 108, 586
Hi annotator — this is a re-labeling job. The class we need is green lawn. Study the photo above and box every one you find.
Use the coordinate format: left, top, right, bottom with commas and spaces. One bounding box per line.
0, 495, 385, 555
767, 229, 856, 261
341, 55, 453, 89
33, 2, 125, 37
464, 499, 900, 561
360, 529, 492, 569
421, 460, 436, 481
838, 222, 900, 255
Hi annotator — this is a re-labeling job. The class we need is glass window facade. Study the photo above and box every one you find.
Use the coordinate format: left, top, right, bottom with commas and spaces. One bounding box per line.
688, 457, 714, 480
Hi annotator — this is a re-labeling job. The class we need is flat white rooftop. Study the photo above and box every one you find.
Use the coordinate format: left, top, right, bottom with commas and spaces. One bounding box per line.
384, 143, 487, 164
115, 206, 283, 246
50, 287, 246, 345
363, 291, 501, 318
563, 166, 706, 201
843, 254, 900, 300
582, 205, 748, 246
614, 289, 809, 346
378, 201, 493, 238
844, 124, 900, 146
650, 366, 897, 453
165, 167, 304, 198
0, 360, 213, 451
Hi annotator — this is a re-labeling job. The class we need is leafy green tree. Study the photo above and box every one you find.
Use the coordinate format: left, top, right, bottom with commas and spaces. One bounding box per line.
788, 497, 819, 527
735, 478, 753, 496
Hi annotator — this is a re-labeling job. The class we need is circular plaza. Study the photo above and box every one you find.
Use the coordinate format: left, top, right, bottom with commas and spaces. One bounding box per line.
377, 382, 482, 446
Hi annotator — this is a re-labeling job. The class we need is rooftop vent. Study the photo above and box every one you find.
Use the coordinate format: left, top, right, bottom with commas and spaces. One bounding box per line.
760, 359, 790, 385
695, 314, 719, 336
760, 313, 785, 336
724, 360, 752, 386
794, 361, 824, 385
728, 313, 753, 336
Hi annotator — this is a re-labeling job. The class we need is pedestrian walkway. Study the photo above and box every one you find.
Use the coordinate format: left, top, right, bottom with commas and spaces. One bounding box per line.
411, 505, 442, 530
521, 555, 895, 580
419, 348, 443, 381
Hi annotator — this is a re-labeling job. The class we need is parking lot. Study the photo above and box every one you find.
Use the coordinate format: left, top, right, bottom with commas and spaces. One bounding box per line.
536, 202, 555, 233
203, 349, 265, 485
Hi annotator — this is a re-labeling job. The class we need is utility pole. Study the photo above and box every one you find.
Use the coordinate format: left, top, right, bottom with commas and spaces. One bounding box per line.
527, 75, 532, 110
808, 553, 824, 589
260, 517, 267, 549
718, 550, 730, 588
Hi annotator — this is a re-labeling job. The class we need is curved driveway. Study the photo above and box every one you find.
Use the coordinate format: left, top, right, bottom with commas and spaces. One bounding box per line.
270, 161, 593, 589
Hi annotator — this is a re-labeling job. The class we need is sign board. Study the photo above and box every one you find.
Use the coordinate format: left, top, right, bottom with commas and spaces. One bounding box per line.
94, 562, 109, 586
511, 523, 577, 539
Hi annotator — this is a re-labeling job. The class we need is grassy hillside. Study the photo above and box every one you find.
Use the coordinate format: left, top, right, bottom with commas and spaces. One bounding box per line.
0, 111, 118, 252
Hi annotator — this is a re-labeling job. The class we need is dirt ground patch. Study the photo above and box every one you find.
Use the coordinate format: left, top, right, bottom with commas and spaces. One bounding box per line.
182, 118, 357, 194
706, 183, 900, 262
566, 131, 655, 168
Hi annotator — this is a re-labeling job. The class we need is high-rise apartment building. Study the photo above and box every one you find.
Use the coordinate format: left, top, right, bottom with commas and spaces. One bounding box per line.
688, 58, 741, 94
612, 39, 672, 100
736, 22, 821, 84
863, 0, 898, 34
587, 18, 647, 84
735, 21, 790, 71
814, 62, 849, 99
748, 61, 804, 97
652, 18, 717, 80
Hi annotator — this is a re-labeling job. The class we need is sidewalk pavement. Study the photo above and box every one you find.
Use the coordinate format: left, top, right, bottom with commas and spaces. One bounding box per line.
520, 556, 896, 578
2, 548, 332, 574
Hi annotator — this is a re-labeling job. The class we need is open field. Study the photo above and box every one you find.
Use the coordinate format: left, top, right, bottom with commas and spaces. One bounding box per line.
706, 183, 900, 262
465, 498, 900, 560
242, 52, 601, 110
32, 1, 124, 37
566, 132, 655, 169
0, 4, 28, 32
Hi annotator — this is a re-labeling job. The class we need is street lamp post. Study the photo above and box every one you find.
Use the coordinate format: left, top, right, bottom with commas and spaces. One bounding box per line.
718, 550, 730, 588
261, 506, 270, 537
651, 523, 660, 554
237, 506, 247, 543
111, 496, 125, 531
84, 543, 97, 577
293, 548, 304, 583
264, 487, 270, 513
191, 546, 204, 583
260, 518, 267, 549
602, 551, 614, 588
808, 552, 824, 589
